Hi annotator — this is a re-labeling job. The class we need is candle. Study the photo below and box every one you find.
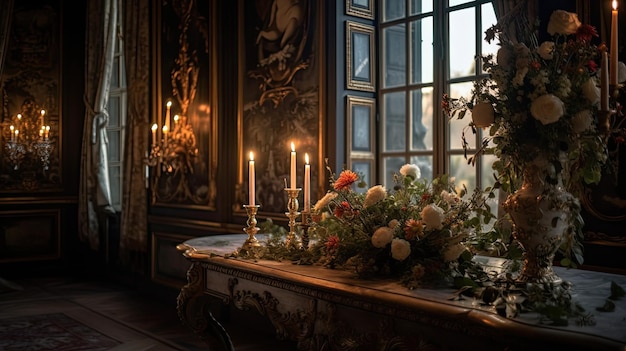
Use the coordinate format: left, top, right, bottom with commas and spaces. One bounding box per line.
249, 151, 256, 206
16, 114, 21, 129
15, 130, 19, 142
162, 125, 168, 146
611, 0, 619, 85
9, 125, 14, 142
40, 109, 46, 130
290, 142, 296, 189
151, 123, 158, 145
174, 114, 179, 125
165, 100, 172, 131
304, 153, 310, 212
45, 126, 50, 140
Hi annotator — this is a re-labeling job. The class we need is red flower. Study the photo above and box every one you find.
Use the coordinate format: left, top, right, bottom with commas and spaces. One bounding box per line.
333, 170, 358, 191
587, 60, 598, 73
531, 61, 541, 70
576, 24, 598, 43
325, 235, 340, 251
333, 201, 351, 218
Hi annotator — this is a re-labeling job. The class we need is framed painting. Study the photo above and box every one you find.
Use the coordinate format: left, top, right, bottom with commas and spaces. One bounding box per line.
346, 0, 374, 20
151, 0, 218, 210
238, 0, 324, 215
346, 21, 375, 92
346, 95, 375, 154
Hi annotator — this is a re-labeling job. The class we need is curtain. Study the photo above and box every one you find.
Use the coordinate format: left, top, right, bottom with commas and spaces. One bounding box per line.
78, 0, 117, 250
491, 0, 538, 42
119, 0, 150, 270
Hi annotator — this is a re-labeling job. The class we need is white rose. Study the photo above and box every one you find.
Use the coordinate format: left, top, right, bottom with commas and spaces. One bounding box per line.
441, 190, 460, 205
530, 94, 565, 125
571, 110, 593, 133
582, 78, 600, 105
537, 41, 555, 60
471, 102, 495, 128
364, 185, 386, 208
391, 238, 411, 261
547, 10, 581, 36
420, 204, 445, 230
399, 164, 421, 180
371, 226, 394, 248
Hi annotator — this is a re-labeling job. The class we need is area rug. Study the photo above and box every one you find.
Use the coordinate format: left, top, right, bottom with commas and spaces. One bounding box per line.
0, 312, 121, 351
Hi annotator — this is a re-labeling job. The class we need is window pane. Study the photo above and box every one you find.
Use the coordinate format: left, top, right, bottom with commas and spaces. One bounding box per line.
410, 17, 433, 84
383, 24, 406, 88
409, 155, 433, 181
383, 92, 406, 151
447, 82, 475, 149
481, 3, 498, 69
108, 165, 121, 210
449, 7, 476, 79
108, 96, 120, 127
410, 0, 432, 15
410, 87, 433, 150
111, 56, 120, 88
449, 0, 472, 7
107, 131, 120, 162
383, 0, 405, 22
383, 156, 405, 189
449, 154, 476, 196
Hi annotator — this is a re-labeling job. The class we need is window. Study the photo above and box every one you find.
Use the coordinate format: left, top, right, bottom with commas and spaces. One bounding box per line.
379, 0, 497, 195
107, 0, 126, 212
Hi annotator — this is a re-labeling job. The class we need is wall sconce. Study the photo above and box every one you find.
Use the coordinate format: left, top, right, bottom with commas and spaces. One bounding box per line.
3, 107, 53, 171
145, 101, 199, 203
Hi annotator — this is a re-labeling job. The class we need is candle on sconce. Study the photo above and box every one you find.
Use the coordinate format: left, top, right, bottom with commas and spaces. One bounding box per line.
304, 153, 310, 212
174, 114, 179, 125
45, 126, 50, 140
602, 51, 610, 111
40, 109, 46, 130
249, 151, 256, 206
290, 142, 296, 189
151, 123, 158, 145
15, 130, 19, 143
162, 125, 169, 145
165, 100, 172, 132
16, 114, 21, 129
9, 125, 14, 142
611, 0, 619, 85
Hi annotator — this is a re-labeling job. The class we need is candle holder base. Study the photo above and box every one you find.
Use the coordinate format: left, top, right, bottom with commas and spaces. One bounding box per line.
284, 188, 302, 250
299, 211, 313, 250
242, 205, 262, 252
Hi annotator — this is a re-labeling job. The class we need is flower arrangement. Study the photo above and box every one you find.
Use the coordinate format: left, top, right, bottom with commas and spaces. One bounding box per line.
443, 9, 611, 198
306, 164, 497, 288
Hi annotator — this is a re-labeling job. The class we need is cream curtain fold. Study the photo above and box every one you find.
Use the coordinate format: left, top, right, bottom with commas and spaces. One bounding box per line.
78, 0, 117, 250
119, 0, 150, 269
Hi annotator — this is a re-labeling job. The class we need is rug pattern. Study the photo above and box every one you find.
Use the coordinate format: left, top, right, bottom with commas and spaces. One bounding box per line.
0, 313, 121, 351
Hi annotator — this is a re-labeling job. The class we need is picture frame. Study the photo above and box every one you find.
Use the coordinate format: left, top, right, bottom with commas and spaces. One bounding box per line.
346, 0, 374, 20
346, 21, 375, 92
346, 95, 375, 154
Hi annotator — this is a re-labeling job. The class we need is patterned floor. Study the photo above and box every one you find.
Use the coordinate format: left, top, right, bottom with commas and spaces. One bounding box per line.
0, 275, 210, 351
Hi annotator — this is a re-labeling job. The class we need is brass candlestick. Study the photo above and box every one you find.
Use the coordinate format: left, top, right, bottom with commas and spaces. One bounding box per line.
284, 188, 301, 250
299, 211, 312, 250
242, 204, 261, 252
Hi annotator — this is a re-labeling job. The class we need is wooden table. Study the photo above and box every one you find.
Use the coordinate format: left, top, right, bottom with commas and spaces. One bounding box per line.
177, 234, 626, 351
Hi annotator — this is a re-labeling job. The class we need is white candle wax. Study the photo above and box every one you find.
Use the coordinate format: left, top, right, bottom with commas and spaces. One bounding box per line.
165, 101, 172, 131
611, 1, 619, 85
151, 123, 158, 145
304, 153, 310, 212
15, 130, 19, 142
40, 109, 46, 130
290, 142, 296, 189
249, 152, 255, 206
10, 125, 14, 142
602, 51, 610, 111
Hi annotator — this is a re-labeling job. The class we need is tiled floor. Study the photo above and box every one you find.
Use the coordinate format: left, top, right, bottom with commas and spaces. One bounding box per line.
0, 275, 209, 351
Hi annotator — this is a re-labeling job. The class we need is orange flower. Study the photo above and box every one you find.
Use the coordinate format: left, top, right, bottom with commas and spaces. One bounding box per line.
403, 219, 424, 240
325, 235, 340, 251
333, 170, 358, 191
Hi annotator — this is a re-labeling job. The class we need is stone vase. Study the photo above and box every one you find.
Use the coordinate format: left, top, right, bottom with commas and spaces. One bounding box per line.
503, 164, 579, 284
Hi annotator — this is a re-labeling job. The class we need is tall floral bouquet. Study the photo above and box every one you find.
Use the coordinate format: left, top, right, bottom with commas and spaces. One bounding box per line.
443, 9, 609, 197
308, 164, 496, 288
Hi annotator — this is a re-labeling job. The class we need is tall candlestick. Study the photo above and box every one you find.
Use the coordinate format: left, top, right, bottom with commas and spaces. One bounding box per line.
165, 100, 172, 132
290, 142, 296, 189
304, 153, 310, 212
151, 123, 158, 145
611, 0, 619, 85
602, 51, 610, 111
249, 151, 256, 206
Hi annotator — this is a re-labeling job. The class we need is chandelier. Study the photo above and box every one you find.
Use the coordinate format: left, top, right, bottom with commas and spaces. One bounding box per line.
3, 106, 53, 171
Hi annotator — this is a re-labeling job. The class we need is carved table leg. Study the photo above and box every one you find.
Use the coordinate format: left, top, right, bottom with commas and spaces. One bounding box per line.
177, 261, 234, 351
